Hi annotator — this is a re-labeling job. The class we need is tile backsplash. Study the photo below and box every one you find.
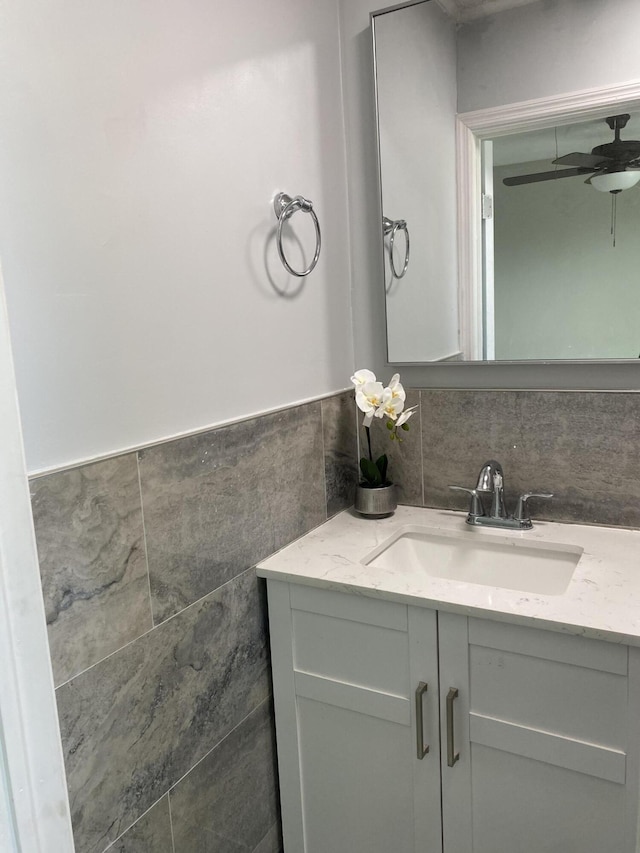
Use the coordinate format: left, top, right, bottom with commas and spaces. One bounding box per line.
30, 391, 357, 853
375, 390, 640, 528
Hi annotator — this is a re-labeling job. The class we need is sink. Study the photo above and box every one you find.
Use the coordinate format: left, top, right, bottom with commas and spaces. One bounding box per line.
363, 525, 583, 596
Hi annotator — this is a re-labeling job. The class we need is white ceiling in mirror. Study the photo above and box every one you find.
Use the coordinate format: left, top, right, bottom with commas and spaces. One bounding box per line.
493, 112, 640, 166
436, 0, 541, 22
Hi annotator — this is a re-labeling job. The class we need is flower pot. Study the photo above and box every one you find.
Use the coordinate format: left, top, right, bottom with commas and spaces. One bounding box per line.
354, 483, 397, 518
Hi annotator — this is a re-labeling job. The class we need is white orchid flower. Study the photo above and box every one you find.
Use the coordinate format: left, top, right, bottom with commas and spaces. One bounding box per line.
388, 373, 406, 403
375, 387, 405, 421
351, 368, 376, 387
355, 381, 385, 423
396, 405, 418, 428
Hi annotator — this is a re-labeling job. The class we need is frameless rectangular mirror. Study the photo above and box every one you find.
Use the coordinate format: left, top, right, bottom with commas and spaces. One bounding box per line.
371, 0, 640, 365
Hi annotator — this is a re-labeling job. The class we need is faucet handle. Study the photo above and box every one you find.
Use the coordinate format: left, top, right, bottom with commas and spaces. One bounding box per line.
514, 492, 553, 522
449, 486, 484, 518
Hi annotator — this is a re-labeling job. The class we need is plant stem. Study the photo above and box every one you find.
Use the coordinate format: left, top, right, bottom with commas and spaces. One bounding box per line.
365, 426, 373, 462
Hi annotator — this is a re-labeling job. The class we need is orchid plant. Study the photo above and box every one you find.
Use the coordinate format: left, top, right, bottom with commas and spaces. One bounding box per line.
351, 369, 417, 488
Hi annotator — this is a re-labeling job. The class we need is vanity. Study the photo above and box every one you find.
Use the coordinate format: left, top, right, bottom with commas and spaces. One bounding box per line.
257, 507, 640, 853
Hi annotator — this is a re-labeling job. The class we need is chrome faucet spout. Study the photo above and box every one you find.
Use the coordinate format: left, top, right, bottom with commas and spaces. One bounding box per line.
475, 459, 503, 493
450, 460, 552, 530
475, 460, 507, 518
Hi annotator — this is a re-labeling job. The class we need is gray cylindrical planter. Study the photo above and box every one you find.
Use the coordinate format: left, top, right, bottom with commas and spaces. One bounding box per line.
354, 483, 397, 518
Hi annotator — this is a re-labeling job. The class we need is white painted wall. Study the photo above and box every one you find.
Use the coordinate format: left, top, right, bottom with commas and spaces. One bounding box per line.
0, 0, 354, 474
7, 0, 640, 463
458, 0, 640, 112
375, 1, 458, 362
494, 161, 640, 359
0, 739, 18, 853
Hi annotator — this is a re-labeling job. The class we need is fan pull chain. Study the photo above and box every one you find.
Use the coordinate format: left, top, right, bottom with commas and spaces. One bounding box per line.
611, 194, 614, 243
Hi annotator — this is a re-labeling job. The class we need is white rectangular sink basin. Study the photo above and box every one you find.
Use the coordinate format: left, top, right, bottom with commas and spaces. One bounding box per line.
364, 525, 583, 596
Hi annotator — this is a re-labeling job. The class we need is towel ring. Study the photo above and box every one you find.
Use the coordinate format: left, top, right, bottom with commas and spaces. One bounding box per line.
383, 216, 410, 279
273, 192, 322, 277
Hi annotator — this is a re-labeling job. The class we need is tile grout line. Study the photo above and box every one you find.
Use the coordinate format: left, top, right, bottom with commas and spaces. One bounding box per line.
136, 452, 156, 630
167, 790, 177, 853
351, 390, 359, 500
419, 391, 425, 507
354, 395, 362, 464
166, 695, 273, 797
254, 821, 278, 853
101, 793, 170, 853
28, 388, 353, 479
319, 398, 329, 520
66, 548, 275, 851
27, 389, 640, 480
53, 565, 259, 690
94, 676, 272, 851
53, 478, 355, 691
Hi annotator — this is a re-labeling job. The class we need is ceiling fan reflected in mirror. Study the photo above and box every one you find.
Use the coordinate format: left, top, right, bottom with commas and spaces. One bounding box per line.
503, 114, 640, 193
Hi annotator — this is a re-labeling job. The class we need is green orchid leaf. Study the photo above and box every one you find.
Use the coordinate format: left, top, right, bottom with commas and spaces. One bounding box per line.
360, 457, 382, 486
376, 454, 389, 484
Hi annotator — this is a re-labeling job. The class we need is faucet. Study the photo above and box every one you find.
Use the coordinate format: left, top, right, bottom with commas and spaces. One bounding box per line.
449, 460, 552, 530
475, 459, 507, 519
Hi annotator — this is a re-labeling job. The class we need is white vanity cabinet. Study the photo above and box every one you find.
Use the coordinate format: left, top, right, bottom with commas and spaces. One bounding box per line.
266, 580, 640, 853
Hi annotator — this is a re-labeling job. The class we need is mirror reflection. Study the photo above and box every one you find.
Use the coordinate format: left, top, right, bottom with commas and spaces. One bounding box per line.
374, 0, 459, 363
493, 114, 640, 360
372, 0, 640, 364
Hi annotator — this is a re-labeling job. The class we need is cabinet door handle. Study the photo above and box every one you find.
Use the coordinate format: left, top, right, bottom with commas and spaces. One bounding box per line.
446, 687, 460, 767
415, 681, 429, 759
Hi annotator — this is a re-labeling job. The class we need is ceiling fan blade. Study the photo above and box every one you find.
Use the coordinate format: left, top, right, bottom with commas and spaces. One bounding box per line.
503, 168, 593, 187
553, 152, 610, 168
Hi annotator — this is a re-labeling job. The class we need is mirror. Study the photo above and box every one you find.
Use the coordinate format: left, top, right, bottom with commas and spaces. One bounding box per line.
372, 0, 640, 364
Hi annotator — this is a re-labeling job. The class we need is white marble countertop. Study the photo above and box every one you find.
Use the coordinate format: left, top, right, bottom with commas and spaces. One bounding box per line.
257, 506, 640, 646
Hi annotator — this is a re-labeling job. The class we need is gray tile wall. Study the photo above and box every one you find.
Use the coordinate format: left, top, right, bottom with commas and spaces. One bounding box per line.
373, 389, 640, 528
31, 455, 152, 686
30, 392, 356, 853
34, 387, 633, 853
110, 797, 173, 853
139, 405, 328, 624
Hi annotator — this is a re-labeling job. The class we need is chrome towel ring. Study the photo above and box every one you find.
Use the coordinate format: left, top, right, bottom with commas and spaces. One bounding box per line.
383, 216, 410, 279
273, 192, 322, 277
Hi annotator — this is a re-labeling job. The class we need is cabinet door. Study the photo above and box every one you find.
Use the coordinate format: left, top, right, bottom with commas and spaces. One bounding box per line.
438, 613, 639, 853
268, 581, 442, 853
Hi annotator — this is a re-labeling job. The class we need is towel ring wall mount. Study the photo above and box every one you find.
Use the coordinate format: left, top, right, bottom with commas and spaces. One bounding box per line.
383, 216, 410, 279
273, 192, 322, 277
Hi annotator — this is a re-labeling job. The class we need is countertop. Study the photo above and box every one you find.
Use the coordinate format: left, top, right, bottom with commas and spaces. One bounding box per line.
256, 505, 640, 646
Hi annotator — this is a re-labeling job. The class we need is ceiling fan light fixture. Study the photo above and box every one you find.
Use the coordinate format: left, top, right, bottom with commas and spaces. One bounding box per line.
590, 170, 640, 193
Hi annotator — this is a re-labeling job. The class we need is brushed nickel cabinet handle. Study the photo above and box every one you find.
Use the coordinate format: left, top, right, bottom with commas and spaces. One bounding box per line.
415, 681, 429, 759
446, 687, 460, 767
